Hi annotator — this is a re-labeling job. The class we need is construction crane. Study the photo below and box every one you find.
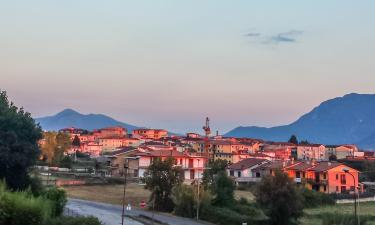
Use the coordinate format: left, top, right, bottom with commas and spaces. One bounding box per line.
202, 117, 212, 162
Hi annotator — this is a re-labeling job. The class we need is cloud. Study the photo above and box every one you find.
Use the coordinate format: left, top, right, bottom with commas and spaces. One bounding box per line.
245, 29, 304, 45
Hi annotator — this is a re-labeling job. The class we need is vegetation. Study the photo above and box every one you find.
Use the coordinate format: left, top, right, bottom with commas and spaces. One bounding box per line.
46, 216, 103, 225
42, 187, 67, 217
0, 90, 43, 190
40, 131, 71, 165
202, 159, 228, 187
143, 157, 183, 212
288, 135, 298, 145
255, 170, 304, 225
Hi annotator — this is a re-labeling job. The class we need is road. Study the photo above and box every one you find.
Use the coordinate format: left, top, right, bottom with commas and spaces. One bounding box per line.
67, 198, 213, 225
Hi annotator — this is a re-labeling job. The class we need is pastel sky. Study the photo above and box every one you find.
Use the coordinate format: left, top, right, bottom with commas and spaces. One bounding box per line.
1, 1, 375, 133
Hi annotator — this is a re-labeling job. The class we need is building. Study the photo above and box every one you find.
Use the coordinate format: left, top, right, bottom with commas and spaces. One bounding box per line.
132, 129, 168, 139
297, 144, 326, 161
135, 150, 207, 182
93, 126, 127, 139
228, 158, 270, 184
285, 161, 360, 194
102, 147, 138, 176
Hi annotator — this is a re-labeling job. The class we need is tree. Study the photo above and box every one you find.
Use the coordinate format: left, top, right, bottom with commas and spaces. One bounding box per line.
329, 154, 337, 161
143, 157, 183, 212
288, 135, 298, 145
255, 170, 304, 225
202, 159, 228, 188
363, 160, 375, 181
211, 171, 235, 207
0, 90, 43, 190
72, 135, 81, 148
300, 140, 310, 145
40, 132, 71, 165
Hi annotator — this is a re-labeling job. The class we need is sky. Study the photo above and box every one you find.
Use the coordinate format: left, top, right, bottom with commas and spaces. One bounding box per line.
1, 1, 375, 134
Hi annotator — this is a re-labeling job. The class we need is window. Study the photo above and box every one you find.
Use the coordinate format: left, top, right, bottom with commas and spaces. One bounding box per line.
303, 172, 306, 178
341, 186, 347, 193
256, 172, 261, 178
336, 174, 339, 180
323, 185, 327, 192
340, 174, 346, 184
230, 170, 234, 176
296, 172, 301, 178
323, 173, 327, 180
238, 171, 241, 177
336, 186, 339, 192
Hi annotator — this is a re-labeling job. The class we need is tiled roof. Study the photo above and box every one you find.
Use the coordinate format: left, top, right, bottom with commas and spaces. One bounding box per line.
229, 158, 268, 170
309, 162, 342, 172
103, 147, 137, 156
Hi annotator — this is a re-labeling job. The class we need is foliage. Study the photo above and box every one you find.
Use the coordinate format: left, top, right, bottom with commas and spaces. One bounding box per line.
59, 156, 73, 168
320, 213, 372, 225
40, 132, 71, 165
202, 159, 228, 188
29, 176, 45, 197
300, 188, 335, 208
172, 184, 195, 217
363, 160, 375, 181
0, 90, 43, 190
329, 154, 338, 161
255, 170, 304, 225
42, 187, 67, 217
72, 135, 81, 147
299, 140, 310, 145
0, 182, 52, 225
211, 171, 235, 207
45, 216, 104, 225
143, 157, 183, 212
288, 135, 298, 145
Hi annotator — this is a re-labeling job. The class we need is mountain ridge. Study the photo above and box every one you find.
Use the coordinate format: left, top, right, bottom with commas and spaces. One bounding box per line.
225, 93, 375, 149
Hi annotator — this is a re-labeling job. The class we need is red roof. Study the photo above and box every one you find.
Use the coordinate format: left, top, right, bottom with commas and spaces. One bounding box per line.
229, 158, 268, 170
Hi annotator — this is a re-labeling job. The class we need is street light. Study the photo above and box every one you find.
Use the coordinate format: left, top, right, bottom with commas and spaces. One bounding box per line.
343, 168, 359, 225
121, 156, 139, 225
196, 159, 200, 221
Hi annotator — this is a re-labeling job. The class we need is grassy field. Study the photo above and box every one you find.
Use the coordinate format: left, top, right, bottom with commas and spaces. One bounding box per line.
301, 202, 375, 225
64, 183, 151, 207
64, 183, 255, 206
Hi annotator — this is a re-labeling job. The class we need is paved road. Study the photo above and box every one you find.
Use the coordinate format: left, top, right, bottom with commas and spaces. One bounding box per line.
67, 198, 212, 225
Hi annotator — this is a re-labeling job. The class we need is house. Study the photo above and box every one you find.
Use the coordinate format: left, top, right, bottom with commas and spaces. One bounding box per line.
285, 161, 360, 194
80, 141, 103, 157
132, 129, 168, 139
93, 126, 127, 139
135, 150, 207, 182
228, 158, 269, 184
297, 144, 326, 161
102, 147, 138, 176
325, 145, 358, 160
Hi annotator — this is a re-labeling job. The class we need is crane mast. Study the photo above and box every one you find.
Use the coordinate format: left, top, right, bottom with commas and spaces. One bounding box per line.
202, 117, 211, 163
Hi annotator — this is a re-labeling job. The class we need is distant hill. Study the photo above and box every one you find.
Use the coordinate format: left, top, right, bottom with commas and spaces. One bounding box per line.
35, 109, 139, 132
225, 93, 375, 149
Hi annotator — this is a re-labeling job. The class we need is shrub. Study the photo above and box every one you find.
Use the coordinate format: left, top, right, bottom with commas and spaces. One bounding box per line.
321, 213, 374, 225
45, 216, 104, 225
200, 206, 266, 225
301, 188, 335, 208
172, 184, 195, 218
42, 187, 67, 216
0, 182, 52, 225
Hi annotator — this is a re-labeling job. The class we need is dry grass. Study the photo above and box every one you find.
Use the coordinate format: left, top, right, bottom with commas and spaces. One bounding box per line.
64, 183, 151, 207
234, 190, 255, 202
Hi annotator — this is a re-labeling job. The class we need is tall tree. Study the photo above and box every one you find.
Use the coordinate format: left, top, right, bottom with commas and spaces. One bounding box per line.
143, 157, 183, 212
255, 170, 304, 225
40, 132, 71, 165
0, 90, 42, 190
288, 135, 298, 145
202, 159, 228, 188
72, 135, 81, 148
211, 170, 235, 207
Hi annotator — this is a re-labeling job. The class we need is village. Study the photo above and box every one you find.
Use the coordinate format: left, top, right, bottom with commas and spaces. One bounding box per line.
39, 117, 375, 196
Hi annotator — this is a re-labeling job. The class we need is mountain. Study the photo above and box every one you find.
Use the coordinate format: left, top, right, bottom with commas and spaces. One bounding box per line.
35, 109, 139, 132
225, 93, 375, 149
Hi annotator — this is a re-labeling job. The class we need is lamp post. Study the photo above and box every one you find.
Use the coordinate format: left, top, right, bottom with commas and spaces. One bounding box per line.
196, 159, 200, 221
343, 168, 359, 225
121, 159, 129, 225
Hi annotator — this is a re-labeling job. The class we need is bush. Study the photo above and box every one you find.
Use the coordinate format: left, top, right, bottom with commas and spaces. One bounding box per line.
301, 188, 335, 208
45, 216, 104, 225
200, 206, 266, 225
42, 187, 67, 216
172, 184, 195, 218
321, 213, 374, 225
0, 182, 52, 225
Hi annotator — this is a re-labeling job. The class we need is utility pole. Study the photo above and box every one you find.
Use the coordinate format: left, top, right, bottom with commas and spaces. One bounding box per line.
121, 159, 129, 225
196, 159, 200, 221
343, 168, 359, 225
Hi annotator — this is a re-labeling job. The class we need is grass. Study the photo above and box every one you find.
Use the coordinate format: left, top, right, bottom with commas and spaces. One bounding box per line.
64, 183, 151, 207
301, 202, 375, 225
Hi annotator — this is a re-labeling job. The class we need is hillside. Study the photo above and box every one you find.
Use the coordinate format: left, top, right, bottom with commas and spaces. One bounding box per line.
35, 109, 139, 132
225, 93, 375, 149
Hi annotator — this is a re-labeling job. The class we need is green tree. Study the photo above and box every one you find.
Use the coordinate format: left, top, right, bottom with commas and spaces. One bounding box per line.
255, 170, 304, 225
363, 160, 375, 181
72, 135, 81, 148
0, 90, 43, 190
143, 157, 183, 212
288, 135, 298, 145
329, 154, 337, 161
202, 159, 228, 188
211, 171, 235, 207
